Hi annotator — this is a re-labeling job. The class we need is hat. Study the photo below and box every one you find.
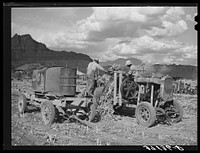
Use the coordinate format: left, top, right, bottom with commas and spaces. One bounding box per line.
93, 58, 99, 63
125, 60, 132, 66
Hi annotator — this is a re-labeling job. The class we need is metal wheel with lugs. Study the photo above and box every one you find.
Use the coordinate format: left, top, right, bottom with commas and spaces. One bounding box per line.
18, 93, 27, 114
135, 102, 156, 127
120, 77, 138, 100
41, 101, 56, 126
165, 100, 183, 123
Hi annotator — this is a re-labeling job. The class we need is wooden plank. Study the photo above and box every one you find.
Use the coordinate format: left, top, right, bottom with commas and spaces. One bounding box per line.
63, 97, 87, 101
30, 95, 46, 103
52, 99, 62, 107
125, 104, 137, 108
70, 99, 87, 107
73, 100, 85, 114
30, 101, 41, 107
149, 78, 161, 84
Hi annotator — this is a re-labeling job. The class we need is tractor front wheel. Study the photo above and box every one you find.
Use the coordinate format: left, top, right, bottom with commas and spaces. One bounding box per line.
136, 102, 156, 127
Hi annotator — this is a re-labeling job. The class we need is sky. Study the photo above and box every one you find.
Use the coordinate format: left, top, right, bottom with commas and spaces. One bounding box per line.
12, 6, 197, 66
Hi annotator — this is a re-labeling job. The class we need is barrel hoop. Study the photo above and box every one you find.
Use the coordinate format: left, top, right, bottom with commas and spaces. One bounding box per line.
60, 76, 77, 78
60, 85, 76, 87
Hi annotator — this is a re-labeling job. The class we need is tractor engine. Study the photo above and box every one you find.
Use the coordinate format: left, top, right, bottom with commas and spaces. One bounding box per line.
140, 75, 174, 102
160, 75, 174, 101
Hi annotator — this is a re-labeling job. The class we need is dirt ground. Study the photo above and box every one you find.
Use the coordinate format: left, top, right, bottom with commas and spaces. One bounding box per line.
11, 79, 197, 147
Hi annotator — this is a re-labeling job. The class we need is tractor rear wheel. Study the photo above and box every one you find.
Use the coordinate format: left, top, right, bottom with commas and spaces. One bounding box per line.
41, 101, 55, 126
165, 100, 183, 123
136, 102, 156, 127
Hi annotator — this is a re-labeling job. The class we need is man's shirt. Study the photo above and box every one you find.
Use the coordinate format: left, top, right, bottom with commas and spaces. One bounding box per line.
128, 65, 136, 75
87, 61, 105, 79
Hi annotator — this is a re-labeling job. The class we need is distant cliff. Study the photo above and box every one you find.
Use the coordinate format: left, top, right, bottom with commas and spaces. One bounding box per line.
102, 58, 197, 80
11, 34, 92, 73
101, 57, 143, 66
146, 64, 197, 80
11, 34, 197, 80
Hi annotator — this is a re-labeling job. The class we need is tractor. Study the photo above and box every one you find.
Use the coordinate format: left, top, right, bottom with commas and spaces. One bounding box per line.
112, 70, 183, 127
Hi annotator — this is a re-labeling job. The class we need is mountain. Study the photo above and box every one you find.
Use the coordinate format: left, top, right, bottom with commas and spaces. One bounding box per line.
146, 64, 197, 80
11, 34, 197, 80
101, 57, 143, 66
102, 58, 197, 80
11, 34, 92, 73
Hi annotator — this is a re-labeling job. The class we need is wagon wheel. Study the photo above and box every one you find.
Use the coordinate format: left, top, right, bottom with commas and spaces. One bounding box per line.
41, 101, 55, 126
18, 93, 27, 114
135, 102, 156, 127
164, 100, 183, 123
120, 77, 138, 100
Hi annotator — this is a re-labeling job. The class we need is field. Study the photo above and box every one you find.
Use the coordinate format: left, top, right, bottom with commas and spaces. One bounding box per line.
11, 79, 197, 148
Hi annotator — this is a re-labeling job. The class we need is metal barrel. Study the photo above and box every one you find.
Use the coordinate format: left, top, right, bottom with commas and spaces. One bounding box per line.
60, 67, 77, 96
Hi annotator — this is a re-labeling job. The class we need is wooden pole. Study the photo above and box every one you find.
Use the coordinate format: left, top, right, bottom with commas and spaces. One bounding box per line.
151, 84, 154, 106
137, 85, 141, 104
114, 72, 117, 105
119, 72, 122, 106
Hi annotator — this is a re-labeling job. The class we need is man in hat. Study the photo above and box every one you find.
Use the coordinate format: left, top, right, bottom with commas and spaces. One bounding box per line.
86, 58, 107, 96
125, 60, 137, 76
85, 58, 107, 122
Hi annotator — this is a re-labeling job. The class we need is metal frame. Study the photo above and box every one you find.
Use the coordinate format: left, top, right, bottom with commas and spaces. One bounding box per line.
113, 71, 123, 106
113, 71, 162, 108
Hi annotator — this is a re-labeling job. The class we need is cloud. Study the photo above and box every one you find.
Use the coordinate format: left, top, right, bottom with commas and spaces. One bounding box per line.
42, 7, 166, 48
76, 7, 167, 42
185, 13, 197, 22
161, 7, 185, 22
186, 14, 193, 21
138, 7, 166, 16
145, 19, 188, 37
91, 7, 147, 22
13, 7, 189, 51
101, 35, 197, 65
143, 7, 188, 37
176, 45, 197, 59
162, 20, 188, 35
86, 21, 140, 41
12, 7, 197, 66
74, 7, 190, 43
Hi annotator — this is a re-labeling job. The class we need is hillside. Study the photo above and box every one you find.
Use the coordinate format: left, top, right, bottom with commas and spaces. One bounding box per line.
11, 34, 197, 80
101, 57, 143, 66
146, 64, 197, 80
11, 34, 92, 73
102, 59, 197, 80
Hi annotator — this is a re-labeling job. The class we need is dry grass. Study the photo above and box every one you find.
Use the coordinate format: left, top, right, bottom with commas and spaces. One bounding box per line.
11, 79, 197, 146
